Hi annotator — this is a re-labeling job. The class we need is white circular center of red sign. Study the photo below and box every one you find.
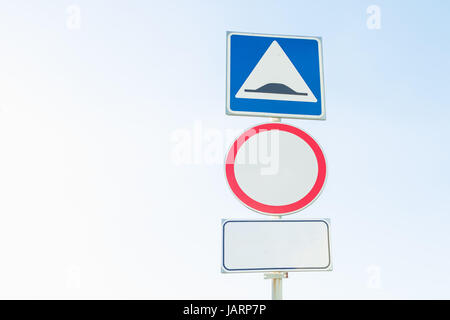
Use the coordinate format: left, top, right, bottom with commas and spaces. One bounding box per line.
225, 123, 326, 215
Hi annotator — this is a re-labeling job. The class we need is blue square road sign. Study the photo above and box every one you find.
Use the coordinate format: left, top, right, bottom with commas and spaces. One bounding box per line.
226, 31, 325, 120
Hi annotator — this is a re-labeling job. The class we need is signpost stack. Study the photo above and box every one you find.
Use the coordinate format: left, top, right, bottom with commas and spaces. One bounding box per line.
222, 31, 331, 300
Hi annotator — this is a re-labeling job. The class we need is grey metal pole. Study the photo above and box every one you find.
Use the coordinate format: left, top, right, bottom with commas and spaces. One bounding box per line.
264, 272, 287, 300
269, 116, 284, 300
272, 276, 282, 300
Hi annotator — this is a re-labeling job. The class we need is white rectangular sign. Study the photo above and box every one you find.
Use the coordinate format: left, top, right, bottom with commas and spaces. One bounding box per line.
221, 219, 332, 273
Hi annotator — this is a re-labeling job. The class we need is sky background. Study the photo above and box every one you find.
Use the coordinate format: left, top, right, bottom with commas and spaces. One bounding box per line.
0, 0, 450, 299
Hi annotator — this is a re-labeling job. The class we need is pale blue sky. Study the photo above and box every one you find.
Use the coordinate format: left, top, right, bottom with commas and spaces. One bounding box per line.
0, 1, 449, 299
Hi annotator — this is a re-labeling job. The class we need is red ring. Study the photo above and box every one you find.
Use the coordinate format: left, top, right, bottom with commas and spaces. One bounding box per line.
225, 123, 326, 215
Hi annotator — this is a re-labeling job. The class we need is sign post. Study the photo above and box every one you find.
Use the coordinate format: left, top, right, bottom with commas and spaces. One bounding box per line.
222, 31, 330, 300
264, 273, 287, 300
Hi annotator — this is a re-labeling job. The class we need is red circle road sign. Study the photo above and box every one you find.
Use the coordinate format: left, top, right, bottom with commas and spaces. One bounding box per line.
225, 123, 326, 216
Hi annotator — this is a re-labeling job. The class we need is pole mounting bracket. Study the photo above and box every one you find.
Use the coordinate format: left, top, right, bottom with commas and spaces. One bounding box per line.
264, 272, 288, 280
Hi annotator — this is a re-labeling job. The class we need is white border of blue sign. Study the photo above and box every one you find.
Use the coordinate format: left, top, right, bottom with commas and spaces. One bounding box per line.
221, 219, 333, 273
226, 31, 326, 120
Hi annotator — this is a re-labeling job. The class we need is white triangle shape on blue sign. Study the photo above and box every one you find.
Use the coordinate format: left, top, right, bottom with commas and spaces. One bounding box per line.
235, 41, 317, 102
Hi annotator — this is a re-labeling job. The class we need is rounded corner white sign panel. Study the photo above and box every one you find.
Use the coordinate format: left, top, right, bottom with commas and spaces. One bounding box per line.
225, 123, 326, 216
226, 31, 325, 120
221, 220, 332, 273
